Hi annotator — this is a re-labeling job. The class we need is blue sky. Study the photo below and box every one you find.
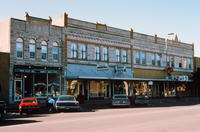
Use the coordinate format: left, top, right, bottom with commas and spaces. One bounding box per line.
1, 0, 200, 56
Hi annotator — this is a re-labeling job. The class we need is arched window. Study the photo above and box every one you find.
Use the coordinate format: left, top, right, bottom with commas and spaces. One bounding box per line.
29, 39, 36, 59
52, 42, 58, 60
16, 38, 23, 58
41, 41, 47, 60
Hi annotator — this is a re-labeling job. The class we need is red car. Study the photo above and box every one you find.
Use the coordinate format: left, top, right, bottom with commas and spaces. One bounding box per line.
19, 98, 39, 115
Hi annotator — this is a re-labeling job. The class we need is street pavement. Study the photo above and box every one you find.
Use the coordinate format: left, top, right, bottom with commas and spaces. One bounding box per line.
1, 104, 200, 132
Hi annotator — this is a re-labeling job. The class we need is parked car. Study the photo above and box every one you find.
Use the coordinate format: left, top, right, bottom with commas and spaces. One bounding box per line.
55, 95, 80, 112
0, 100, 6, 120
135, 95, 149, 105
19, 98, 40, 115
111, 94, 131, 107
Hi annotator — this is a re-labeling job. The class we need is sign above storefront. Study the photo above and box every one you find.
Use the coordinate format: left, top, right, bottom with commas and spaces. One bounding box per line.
14, 69, 60, 74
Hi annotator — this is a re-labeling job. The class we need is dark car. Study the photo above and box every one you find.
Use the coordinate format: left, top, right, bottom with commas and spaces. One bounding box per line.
0, 100, 6, 120
55, 95, 80, 112
135, 95, 149, 105
19, 98, 40, 115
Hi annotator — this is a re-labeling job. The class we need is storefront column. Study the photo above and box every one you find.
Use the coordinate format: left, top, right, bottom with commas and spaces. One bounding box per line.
130, 81, 134, 96
109, 83, 111, 98
33, 73, 35, 96
82, 82, 84, 96
46, 73, 48, 95
59, 74, 61, 95
77, 81, 80, 95
87, 81, 90, 101
112, 82, 114, 96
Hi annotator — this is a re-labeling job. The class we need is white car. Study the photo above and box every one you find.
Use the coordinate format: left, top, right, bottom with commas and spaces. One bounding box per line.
55, 95, 80, 112
111, 94, 131, 107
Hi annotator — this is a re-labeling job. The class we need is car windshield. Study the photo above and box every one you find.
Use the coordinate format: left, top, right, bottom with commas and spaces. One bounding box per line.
23, 99, 37, 103
58, 96, 75, 101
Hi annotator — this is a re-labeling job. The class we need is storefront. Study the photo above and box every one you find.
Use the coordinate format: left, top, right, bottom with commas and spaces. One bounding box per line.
133, 78, 192, 98
13, 65, 62, 102
65, 64, 134, 102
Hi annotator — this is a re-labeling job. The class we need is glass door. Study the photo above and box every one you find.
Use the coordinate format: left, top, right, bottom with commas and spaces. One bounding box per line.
14, 80, 22, 101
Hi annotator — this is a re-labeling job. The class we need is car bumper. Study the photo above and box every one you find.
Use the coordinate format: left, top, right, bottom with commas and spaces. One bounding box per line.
56, 105, 80, 111
20, 107, 39, 113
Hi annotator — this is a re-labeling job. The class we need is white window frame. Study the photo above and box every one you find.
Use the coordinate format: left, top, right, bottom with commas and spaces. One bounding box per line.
71, 43, 77, 58
136, 51, 140, 64
142, 52, 146, 64
41, 41, 47, 60
29, 39, 36, 59
95, 46, 100, 60
53, 42, 58, 60
80, 44, 87, 59
103, 47, 108, 61
116, 49, 120, 62
16, 38, 23, 58
157, 54, 161, 66
152, 54, 156, 65
122, 50, 127, 63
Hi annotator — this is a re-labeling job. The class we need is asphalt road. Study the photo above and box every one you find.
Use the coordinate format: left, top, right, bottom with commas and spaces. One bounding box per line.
1, 105, 200, 132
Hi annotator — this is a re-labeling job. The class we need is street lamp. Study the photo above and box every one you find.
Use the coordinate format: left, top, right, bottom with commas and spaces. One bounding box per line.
165, 33, 174, 68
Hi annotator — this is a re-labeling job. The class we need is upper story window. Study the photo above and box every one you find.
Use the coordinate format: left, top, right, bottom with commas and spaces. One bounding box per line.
179, 57, 182, 68
157, 54, 161, 66
122, 50, 127, 63
184, 59, 187, 69
53, 42, 58, 60
167, 56, 170, 67
16, 38, 23, 58
116, 49, 120, 62
136, 51, 140, 64
29, 39, 36, 59
102, 47, 108, 61
171, 56, 174, 67
95, 46, 100, 61
142, 52, 146, 64
188, 59, 192, 69
152, 54, 156, 65
41, 41, 47, 60
71, 43, 77, 58
80, 44, 87, 59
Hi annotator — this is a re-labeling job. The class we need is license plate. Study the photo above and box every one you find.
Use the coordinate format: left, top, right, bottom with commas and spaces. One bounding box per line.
66, 106, 70, 109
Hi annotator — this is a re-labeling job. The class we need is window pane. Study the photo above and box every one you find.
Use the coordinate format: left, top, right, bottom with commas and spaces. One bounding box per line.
42, 46, 47, 59
71, 43, 77, 58
17, 42, 23, 58
122, 50, 127, 63
29, 44, 35, 58
53, 46, 58, 60
152, 54, 155, 65
136, 51, 140, 64
103, 47, 108, 61
95, 46, 100, 60
142, 52, 146, 64
116, 49, 120, 62
157, 54, 161, 66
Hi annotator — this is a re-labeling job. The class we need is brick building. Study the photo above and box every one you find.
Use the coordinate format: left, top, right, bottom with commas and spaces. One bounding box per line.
0, 12, 195, 104
0, 13, 64, 104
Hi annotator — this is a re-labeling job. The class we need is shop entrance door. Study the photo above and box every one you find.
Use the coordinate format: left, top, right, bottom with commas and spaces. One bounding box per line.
14, 80, 23, 101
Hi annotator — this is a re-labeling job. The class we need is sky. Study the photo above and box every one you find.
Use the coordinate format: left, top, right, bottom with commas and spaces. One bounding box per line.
1, 0, 200, 56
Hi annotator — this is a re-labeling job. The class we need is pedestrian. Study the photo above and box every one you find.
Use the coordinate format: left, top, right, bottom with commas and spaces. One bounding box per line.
47, 96, 55, 113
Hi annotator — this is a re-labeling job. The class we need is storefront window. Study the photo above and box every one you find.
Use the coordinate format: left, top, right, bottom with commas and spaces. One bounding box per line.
114, 81, 128, 95
90, 81, 108, 98
48, 74, 60, 97
34, 73, 47, 97
134, 82, 148, 96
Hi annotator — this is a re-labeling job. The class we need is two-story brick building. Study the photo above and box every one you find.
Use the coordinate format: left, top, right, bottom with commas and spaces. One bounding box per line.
0, 13, 64, 104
